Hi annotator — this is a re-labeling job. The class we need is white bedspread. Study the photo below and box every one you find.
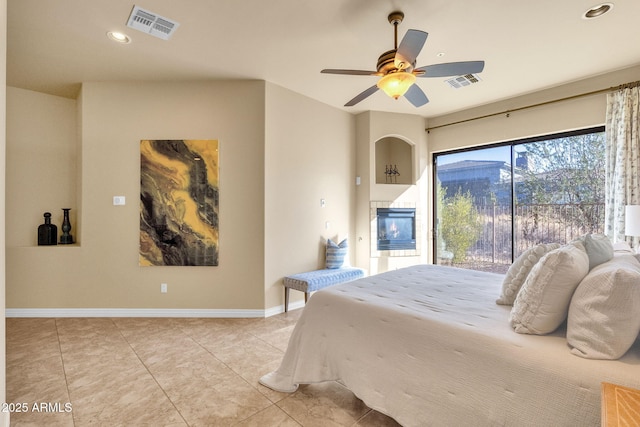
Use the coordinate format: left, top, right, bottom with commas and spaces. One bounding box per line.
261, 264, 640, 426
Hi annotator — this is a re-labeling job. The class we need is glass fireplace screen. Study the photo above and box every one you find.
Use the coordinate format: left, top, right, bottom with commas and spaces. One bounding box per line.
377, 207, 416, 250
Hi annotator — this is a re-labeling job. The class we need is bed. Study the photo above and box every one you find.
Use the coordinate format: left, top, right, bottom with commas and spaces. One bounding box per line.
260, 262, 640, 426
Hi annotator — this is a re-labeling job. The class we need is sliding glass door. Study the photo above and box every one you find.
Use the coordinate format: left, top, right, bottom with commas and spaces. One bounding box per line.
434, 145, 513, 272
433, 127, 605, 273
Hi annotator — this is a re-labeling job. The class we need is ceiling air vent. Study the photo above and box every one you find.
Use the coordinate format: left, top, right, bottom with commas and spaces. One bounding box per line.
445, 73, 482, 89
127, 5, 179, 40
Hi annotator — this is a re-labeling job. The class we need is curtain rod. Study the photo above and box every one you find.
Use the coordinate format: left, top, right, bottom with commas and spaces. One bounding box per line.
425, 80, 640, 133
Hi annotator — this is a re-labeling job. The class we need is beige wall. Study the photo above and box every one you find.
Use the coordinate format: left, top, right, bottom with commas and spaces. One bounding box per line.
1, 0, 7, 424
6, 87, 78, 247
6, 62, 638, 316
7, 81, 268, 312
6, 79, 359, 315
427, 64, 640, 154
375, 138, 413, 185
264, 83, 356, 309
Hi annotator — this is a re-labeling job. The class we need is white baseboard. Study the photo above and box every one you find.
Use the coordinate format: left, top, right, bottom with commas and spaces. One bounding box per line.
6, 301, 309, 318
264, 300, 306, 317
5, 308, 266, 318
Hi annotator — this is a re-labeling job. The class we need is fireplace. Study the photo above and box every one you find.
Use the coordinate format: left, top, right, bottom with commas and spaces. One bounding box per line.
376, 208, 416, 250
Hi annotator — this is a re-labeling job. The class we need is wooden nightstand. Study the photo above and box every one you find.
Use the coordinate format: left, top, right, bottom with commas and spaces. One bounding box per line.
601, 382, 640, 426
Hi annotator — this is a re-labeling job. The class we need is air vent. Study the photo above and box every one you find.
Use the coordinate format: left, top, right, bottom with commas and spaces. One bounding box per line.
127, 5, 179, 40
445, 73, 482, 89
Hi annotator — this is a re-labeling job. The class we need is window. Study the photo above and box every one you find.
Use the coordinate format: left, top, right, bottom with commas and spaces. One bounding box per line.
433, 126, 605, 273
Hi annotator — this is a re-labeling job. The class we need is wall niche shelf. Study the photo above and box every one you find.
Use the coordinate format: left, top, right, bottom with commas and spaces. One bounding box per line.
375, 137, 414, 185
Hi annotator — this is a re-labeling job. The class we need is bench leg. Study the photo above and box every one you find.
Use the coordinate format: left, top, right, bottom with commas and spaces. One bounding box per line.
305, 292, 309, 303
284, 287, 290, 313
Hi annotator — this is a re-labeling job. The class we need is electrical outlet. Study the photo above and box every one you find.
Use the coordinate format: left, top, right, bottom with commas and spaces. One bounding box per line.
161, 283, 167, 293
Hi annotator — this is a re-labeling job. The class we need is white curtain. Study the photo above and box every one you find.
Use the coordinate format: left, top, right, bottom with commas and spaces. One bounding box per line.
605, 84, 640, 245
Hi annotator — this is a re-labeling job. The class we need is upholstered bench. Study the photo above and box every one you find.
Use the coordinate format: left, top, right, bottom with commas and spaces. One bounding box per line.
283, 267, 365, 312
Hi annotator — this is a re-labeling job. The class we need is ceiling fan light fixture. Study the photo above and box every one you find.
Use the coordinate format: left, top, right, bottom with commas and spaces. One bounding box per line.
377, 72, 416, 100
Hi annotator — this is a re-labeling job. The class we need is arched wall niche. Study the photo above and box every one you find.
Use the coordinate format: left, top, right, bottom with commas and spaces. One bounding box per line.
374, 136, 414, 185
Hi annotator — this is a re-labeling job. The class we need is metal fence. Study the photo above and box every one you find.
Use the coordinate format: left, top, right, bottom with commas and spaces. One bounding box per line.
453, 203, 605, 273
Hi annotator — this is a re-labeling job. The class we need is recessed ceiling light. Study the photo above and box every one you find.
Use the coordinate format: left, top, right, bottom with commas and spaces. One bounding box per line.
107, 31, 131, 44
582, 3, 614, 19
436, 52, 446, 58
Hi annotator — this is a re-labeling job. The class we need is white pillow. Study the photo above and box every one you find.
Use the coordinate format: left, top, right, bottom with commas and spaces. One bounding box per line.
567, 254, 640, 359
497, 243, 560, 305
510, 243, 589, 335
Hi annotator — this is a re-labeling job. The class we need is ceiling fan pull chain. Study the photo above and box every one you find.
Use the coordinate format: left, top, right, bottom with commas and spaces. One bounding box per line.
394, 21, 398, 49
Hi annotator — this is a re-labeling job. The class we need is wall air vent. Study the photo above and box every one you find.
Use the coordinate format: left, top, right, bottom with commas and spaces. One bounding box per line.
127, 5, 179, 40
445, 73, 482, 89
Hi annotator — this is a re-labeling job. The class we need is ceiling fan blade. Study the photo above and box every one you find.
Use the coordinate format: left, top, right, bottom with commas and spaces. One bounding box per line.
345, 85, 379, 106
395, 30, 428, 70
321, 69, 378, 76
415, 61, 485, 77
404, 84, 429, 107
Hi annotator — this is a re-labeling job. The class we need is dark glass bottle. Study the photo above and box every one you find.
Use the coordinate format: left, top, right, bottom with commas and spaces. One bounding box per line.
60, 208, 74, 244
38, 212, 58, 245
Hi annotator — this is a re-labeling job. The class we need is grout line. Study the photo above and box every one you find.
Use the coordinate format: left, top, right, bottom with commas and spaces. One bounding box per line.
236, 404, 303, 427
352, 408, 374, 426
171, 320, 282, 425
110, 318, 191, 427
54, 318, 77, 427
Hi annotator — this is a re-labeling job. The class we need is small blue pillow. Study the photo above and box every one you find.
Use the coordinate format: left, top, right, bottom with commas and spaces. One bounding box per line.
583, 234, 614, 270
326, 238, 348, 269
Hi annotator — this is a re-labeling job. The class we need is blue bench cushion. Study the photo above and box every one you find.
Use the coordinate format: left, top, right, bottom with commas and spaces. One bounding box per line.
284, 267, 365, 293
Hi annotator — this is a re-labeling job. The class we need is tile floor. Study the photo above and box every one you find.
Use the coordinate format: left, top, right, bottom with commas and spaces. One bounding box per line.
5, 310, 402, 426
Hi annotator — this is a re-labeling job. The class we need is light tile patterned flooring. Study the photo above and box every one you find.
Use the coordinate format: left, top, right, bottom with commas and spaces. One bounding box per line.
6, 310, 401, 426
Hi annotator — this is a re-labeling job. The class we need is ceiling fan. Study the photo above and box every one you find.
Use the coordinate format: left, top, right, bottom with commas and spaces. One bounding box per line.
321, 11, 485, 107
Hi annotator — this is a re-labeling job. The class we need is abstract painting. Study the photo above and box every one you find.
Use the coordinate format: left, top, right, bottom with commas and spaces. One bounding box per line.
140, 139, 219, 266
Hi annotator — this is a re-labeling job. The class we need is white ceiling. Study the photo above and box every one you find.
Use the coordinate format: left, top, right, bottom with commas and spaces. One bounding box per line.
7, 0, 640, 118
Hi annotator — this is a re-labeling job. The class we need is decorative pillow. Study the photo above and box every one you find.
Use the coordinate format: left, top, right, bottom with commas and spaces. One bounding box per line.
509, 243, 589, 335
496, 243, 560, 305
581, 234, 614, 270
567, 254, 640, 359
326, 238, 347, 269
